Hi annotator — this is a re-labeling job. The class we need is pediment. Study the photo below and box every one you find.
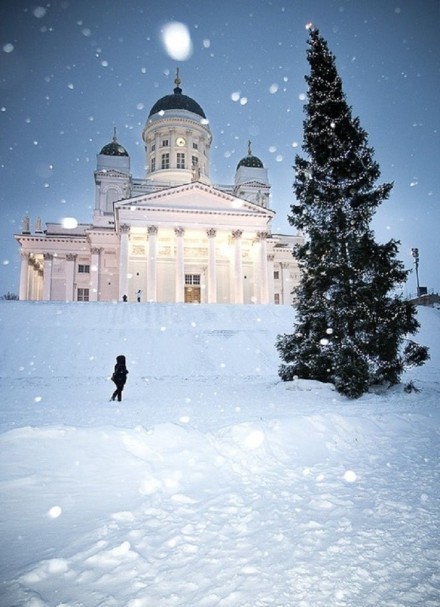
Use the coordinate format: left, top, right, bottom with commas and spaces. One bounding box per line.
95, 169, 128, 179
115, 182, 274, 218
236, 180, 270, 189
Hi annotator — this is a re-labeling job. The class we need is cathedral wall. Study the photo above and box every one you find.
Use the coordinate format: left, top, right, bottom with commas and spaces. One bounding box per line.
156, 260, 175, 303
216, 264, 230, 304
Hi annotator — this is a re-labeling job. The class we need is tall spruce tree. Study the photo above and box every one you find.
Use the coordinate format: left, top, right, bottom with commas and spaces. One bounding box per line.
276, 27, 429, 398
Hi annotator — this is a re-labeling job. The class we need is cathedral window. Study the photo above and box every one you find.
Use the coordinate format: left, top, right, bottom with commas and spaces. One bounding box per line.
151, 143, 156, 152
77, 288, 89, 301
177, 152, 185, 169
150, 157, 156, 172
161, 139, 169, 147
185, 274, 200, 285
192, 142, 198, 150
161, 153, 170, 169
78, 264, 90, 274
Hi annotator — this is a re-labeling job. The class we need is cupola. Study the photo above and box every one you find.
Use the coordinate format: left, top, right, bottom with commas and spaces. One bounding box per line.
97, 129, 130, 174
234, 141, 270, 208
236, 141, 264, 170
142, 69, 212, 186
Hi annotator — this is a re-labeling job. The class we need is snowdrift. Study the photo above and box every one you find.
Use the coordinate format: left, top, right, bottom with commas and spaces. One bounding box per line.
0, 302, 439, 606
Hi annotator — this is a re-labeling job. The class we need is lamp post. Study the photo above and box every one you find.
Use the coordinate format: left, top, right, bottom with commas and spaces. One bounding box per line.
411, 247, 420, 297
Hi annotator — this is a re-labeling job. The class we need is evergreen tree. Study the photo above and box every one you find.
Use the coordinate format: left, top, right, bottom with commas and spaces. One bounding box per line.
276, 27, 429, 398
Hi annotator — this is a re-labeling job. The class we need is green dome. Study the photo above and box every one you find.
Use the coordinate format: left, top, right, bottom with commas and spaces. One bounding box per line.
149, 87, 206, 119
236, 154, 264, 170
99, 132, 129, 157
237, 141, 264, 170
148, 70, 206, 119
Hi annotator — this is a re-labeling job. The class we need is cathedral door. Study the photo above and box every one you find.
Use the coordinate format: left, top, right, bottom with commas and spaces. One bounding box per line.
185, 274, 201, 303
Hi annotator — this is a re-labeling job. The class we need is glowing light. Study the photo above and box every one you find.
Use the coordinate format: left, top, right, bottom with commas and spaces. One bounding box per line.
62, 217, 78, 229
344, 470, 357, 482
161, 22, 193, 61
48, 505, 62, 519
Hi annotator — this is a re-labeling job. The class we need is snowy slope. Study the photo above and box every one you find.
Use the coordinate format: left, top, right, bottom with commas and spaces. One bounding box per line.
0, 302, 439, 607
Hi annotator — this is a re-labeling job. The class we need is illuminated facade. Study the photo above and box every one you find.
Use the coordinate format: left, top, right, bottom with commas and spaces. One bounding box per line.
15, 72, 303, 304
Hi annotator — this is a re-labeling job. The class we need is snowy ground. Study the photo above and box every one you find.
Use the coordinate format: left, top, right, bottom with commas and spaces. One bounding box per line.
0, 301, 439, 607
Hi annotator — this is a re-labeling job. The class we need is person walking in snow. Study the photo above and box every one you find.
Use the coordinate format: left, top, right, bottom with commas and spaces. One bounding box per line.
110, 355, 129, 402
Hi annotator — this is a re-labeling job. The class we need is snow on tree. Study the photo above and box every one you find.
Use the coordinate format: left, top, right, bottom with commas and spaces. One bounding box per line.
276, 26, 429, 398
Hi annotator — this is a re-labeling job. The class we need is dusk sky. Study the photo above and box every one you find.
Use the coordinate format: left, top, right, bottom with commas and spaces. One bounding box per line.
1, 0, 438, 297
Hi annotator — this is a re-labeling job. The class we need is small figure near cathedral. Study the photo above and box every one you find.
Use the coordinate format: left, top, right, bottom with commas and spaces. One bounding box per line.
136, 289, 142, 302
110, 355, 129, 402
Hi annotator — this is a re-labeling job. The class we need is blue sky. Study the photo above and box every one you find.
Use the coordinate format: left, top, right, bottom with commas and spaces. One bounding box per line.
1, 0, 438, 296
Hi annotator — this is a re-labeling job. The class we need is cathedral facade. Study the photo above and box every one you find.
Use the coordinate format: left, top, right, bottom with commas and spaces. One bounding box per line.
15, 72, 303, 304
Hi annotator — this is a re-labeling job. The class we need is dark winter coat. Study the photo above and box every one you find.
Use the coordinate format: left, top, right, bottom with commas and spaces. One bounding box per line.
112, 355, 128, 387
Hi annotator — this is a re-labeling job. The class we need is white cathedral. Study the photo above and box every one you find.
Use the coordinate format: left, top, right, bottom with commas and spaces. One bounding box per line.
15, 71, 303, 304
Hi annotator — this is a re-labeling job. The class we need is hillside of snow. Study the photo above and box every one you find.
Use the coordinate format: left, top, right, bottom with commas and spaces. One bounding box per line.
0, 301, 439, 607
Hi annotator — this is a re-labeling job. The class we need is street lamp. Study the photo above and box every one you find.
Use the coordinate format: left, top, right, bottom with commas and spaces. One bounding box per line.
411, 247, 420, 296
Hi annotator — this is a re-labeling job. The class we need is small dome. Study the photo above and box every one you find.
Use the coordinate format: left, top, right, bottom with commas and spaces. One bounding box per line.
236, 141, 264, 170
148, 69, 206, 119
99, 130, 129, 157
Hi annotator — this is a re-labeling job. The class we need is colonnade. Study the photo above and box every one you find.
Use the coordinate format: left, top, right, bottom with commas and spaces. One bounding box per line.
118, 224, 271, 304
18, 249, 104, 302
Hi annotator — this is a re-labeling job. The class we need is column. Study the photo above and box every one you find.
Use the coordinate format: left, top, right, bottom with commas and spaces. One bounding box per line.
90, 248, 101, 301
30, 259, 39, 300
65, 254, 76, 301
19, 252, 29, 300
147, 225, 158, 302
207, 228, 217, 303
175, 227, 185, 303
118, 224, 130, 301
42, 253, 53, 301
232, 230, 243, 304
280, 262, 291, 304
36, 268, 43, 300
257, 231, 269, 304
267, 254, 275, 303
